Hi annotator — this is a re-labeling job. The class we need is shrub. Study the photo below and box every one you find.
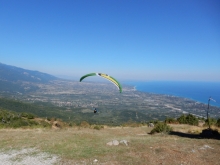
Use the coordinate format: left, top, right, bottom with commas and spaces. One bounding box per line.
28, 120, 39, 126
216, 118, 220, 127
165, 117, 178, 124
150, 122, 173, 134
93, 125, 104, 130
177, 114, 198, 125
204, 118, 217, 127
21, 112, 35, 119
177, 115, 186, 124
11, 119, 29, 128
186, 114, 198, 125
40, 121, 51, 128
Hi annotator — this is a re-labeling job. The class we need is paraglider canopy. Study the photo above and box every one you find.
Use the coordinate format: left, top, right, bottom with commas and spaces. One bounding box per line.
79, 73, 122, 93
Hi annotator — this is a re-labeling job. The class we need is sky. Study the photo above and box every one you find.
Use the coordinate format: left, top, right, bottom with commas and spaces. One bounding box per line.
0, 0, 220, 82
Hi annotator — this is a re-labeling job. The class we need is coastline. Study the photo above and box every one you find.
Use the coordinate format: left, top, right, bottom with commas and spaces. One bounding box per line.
124, 81, 220, 108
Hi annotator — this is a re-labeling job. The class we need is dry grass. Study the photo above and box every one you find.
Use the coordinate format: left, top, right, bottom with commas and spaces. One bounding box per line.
0, 125, 220, 165
170, 124, 220, 134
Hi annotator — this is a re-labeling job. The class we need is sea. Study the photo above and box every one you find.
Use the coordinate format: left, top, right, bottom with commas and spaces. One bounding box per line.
124, 81, 220, 108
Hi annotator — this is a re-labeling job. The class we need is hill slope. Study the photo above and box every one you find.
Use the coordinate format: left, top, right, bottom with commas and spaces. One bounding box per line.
0, 62, 58, 83
0, 62, 59, 93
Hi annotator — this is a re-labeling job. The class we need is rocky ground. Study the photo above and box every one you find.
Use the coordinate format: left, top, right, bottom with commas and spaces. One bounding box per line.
0, 148, 59, 165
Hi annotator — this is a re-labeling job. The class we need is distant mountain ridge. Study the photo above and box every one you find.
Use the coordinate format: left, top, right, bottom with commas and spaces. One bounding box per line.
0, 62, 58, 83
0, 62, 60, 93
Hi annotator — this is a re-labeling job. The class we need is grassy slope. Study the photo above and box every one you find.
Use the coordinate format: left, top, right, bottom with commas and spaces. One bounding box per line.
0, 125, 220, 165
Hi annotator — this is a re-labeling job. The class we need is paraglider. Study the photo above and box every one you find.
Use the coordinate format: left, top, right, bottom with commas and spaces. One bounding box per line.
79, 73, 122, 93
80, 73, 122, 115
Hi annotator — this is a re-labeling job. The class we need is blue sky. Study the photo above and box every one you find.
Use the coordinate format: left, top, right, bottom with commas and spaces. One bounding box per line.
0, 0, 220, 81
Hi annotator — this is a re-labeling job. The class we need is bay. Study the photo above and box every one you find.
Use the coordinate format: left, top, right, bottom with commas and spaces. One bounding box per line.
124, 81, 220, 108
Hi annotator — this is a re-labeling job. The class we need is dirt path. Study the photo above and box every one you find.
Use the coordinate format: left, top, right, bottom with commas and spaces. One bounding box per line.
0, 148, 59, 165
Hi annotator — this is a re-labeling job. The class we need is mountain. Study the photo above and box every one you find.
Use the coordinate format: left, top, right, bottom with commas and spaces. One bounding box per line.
0, 63, 58, 83
0, 62, 59, 93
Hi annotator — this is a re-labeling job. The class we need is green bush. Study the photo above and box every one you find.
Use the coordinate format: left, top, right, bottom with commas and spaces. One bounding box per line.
21, 112, 35, 119
39, 121, 51, 128
93, 125, 104, 130
165, 117, 178, 124
177, 114, 198, 125
216, 118, 220, 127
10, 119, 29, 128
186, 114, 198, 125
150, 122, 173, 134
28, 120, 39, 126
177, 115, 186, 124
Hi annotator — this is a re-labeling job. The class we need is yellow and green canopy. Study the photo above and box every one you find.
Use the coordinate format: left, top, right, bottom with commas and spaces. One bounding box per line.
80, 73, 122, 93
